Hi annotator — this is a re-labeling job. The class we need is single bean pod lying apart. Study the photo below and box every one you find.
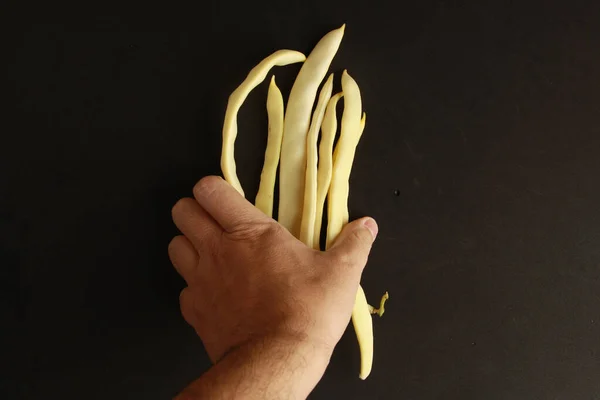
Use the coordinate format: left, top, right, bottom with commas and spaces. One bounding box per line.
220, 25, 388, 380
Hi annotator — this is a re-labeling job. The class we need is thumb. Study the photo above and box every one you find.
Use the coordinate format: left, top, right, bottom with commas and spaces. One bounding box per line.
328, 217, 378, 272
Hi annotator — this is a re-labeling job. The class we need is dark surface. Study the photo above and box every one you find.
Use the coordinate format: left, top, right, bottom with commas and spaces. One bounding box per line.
4, 1, 600, 399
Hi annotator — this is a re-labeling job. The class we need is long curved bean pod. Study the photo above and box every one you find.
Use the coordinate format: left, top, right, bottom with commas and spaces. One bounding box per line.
325, 70, 373, 380
221, 50, 306, 196
299, 73, 334, 246
255, 76, 285, 217
312, 92, 343, 249
278, 25, 345, 236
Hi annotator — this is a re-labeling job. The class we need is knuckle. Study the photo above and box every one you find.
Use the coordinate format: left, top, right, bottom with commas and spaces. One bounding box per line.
258, 221, 289, 245
167, 236, 181, 256
168, 235, 190, 259
230, 219, 281, 242
261, 220, 285, 237
179, 289, 196, 324
172, 197, 194, 217
351, 229, 369, 246
179, 288, 188, 303
329, 249, 353, 269
193, 176, 222, 198
179, 289, 190, 312
345, 228, 372, 256
204, 237, 222, 262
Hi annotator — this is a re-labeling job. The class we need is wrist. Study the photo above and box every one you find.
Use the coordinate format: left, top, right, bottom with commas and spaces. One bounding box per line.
258, 332, 334, 371
236, 333, 334, 392
176, 333, 333, 400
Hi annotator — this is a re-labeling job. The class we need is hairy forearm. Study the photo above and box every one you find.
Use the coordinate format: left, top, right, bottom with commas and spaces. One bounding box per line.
175, 336, 332, 400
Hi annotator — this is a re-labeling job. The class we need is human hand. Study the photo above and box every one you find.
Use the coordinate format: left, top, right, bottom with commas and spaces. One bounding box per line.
169, 176, 378, 364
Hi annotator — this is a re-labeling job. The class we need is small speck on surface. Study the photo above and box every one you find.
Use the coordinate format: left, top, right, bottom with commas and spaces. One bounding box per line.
394, 189, 400, 197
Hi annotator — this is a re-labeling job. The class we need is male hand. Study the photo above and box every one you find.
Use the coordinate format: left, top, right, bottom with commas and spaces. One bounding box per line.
169, 176, 377, 398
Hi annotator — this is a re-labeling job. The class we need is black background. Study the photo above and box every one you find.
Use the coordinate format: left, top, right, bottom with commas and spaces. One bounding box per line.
4, 1, 600, 399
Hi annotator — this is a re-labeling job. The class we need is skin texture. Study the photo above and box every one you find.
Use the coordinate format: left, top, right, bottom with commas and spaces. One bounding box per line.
169, 176, 378, 399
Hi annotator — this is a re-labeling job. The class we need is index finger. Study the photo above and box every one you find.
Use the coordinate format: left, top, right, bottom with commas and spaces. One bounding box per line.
193, 176, 271, 233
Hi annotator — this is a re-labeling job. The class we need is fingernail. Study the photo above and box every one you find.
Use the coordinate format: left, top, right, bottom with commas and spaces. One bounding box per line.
362, 218, 378, 240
